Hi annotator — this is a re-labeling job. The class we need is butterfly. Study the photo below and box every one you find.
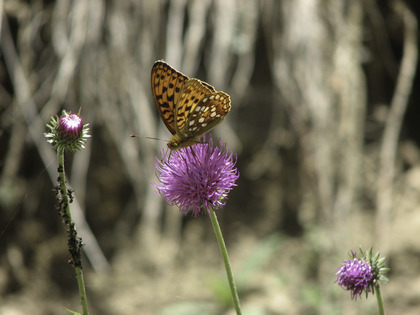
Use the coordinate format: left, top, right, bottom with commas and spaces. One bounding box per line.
151, 60, 231, 150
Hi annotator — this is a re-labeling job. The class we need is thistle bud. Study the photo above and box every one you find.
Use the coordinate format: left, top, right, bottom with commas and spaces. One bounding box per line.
45, 110, 90, 153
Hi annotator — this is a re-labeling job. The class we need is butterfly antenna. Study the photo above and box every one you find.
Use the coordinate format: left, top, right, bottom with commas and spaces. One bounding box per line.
130, 134, 168, 143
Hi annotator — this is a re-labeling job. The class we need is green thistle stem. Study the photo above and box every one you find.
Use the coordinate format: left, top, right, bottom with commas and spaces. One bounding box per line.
57, 149, 89, 315
209, 208, 242, 315
375, 284, 385, 315
58, 149, 73, 222
75, 267, 89, 315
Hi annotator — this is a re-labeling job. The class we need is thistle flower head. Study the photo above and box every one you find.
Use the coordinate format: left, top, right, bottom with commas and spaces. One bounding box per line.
154, 136, 239, 216
45, 110, 90, 153
336, 248, 390, 300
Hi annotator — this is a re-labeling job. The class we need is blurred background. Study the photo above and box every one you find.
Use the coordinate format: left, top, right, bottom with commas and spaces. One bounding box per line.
1, 0, 419, 314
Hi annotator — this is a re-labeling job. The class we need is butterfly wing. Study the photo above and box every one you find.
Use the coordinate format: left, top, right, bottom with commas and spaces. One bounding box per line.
151, 60, 189, 135
175, 78, 231, 139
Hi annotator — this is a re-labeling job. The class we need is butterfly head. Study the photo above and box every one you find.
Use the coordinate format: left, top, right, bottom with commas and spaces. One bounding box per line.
167, 134, 200, 151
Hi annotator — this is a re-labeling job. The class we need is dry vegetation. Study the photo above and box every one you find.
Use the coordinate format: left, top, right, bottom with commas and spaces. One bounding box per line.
0, 0, 419, 314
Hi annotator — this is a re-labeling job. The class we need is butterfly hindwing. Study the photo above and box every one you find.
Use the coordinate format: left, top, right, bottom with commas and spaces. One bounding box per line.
151, 60, 189, 135
185, 91, 231, 139
175, 79, 214, 136
176, 79, 231, 139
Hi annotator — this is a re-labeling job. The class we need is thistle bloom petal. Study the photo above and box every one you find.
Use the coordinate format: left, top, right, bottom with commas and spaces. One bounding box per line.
57, 113, 83, 140
154, 137, 239, 216
336, 257, 373, 299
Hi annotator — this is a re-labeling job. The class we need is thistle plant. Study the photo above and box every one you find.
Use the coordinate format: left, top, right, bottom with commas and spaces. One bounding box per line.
336, 247, 390, 315
45, 110, 90, 315
154, 136, 241, 314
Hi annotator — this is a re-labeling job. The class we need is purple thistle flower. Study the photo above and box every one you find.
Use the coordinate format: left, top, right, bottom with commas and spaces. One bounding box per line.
154, 136, 239, 216
336, 248, 390, 300
336, 254, 373, 299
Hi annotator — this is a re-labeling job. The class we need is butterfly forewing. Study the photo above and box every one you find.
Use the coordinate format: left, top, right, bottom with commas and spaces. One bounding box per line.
151, 61, 189, 135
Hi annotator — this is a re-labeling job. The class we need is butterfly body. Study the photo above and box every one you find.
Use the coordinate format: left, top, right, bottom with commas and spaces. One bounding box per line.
151, 60, 231, 150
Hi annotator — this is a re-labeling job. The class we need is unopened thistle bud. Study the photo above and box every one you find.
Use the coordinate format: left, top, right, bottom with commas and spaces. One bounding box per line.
45, 110, 90, 153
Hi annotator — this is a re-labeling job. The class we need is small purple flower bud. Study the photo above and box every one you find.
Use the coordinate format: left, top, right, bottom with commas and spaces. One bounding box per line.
45, 110, 90, 153
154, 136, 239, 216
336, 248, 389, 300
57, 113, 83, 141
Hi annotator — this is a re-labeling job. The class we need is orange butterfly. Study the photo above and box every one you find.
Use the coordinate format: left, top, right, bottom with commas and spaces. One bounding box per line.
151, 60, 231, 150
